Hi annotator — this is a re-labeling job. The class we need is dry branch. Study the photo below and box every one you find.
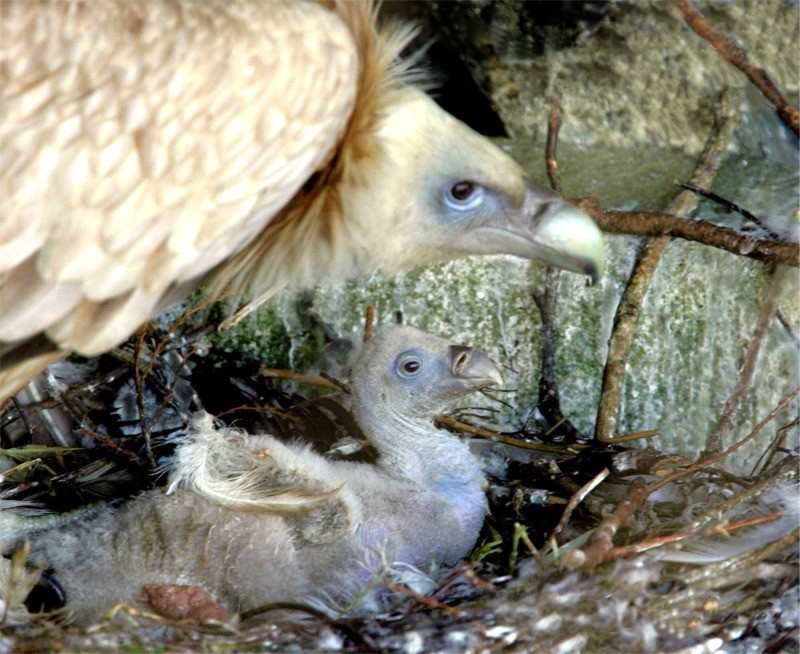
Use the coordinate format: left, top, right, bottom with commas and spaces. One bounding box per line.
532, 102, 581, 440
434, 414, 583, 454
610, 512, 783, 558
577, 200, 798, 267
647, 386, 800, 494
258, 367, 341, 392
383, 579, 464, 617
670, 0, 800, 137
594, 93, 740, 442
363, 305, 375, 342
550, 467, 609, 543
678, 183, 781, 240
574, 477, 648, 573
702, 266, 788, 458
545, 102, 563, 194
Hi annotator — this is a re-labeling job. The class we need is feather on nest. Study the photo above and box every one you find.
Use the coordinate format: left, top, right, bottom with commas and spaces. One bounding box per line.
165, 413, 343, 514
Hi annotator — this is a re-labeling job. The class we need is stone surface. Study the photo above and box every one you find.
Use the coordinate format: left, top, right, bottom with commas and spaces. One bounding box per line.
205, 1, 799, 468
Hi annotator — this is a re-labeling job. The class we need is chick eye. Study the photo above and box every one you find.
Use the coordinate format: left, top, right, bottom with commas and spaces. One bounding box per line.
396, 353, 423, 377
445, 181, 484, 211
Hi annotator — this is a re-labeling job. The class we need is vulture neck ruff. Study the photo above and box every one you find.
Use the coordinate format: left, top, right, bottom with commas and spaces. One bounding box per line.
207, 3, 419, 308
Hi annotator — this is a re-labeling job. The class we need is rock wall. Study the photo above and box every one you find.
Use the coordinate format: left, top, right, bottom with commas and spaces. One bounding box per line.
208, 1, 799, 470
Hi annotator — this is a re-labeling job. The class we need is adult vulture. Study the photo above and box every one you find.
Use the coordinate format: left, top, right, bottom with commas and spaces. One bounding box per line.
0, 1, 605, 400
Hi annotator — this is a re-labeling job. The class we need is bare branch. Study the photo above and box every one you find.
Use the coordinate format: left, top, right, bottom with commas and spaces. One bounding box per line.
594, 92, 740, 442
670, 0, 800, 136
434, 414, 584, 454
702, 266, 788, 458
550, 467, 609, 543
677, 183, 781, 240
577, 199, 798, 267
531, 102, 582, 440
571, 477, 648, 573
545, 102, 563, 194
647, 386, 800, 494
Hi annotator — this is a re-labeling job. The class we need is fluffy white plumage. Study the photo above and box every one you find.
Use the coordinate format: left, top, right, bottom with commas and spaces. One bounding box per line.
7, 325, 503, 624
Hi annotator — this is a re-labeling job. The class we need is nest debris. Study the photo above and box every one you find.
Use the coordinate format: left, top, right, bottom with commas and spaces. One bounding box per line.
0, 310, 797, 653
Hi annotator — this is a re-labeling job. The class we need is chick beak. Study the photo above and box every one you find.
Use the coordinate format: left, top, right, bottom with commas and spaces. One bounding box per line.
449, 346, 503, 391
522, 184, 606, 284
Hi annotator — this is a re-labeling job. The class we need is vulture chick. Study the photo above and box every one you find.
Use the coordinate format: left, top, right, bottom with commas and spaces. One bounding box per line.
9, 325, 502, 624
0, 1, 605, 400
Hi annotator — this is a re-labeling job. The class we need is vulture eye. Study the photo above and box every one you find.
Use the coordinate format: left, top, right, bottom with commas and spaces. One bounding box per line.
445, 181, 484, 211
396, 352, 423, 377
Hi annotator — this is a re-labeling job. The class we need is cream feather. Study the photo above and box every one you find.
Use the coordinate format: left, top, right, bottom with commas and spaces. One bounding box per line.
166, 413, 343, 514
0, 0, 605, 401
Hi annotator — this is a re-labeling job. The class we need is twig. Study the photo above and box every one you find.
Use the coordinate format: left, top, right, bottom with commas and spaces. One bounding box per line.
258, 367, 341, 392
677, 183, 781, 240
532, 267, 583, 440
678, 530, 799, 586
364, 305, 374, 342
690, 454, 797, 532
545, 102, 563, 194
78, 428, 138, 459
143, 342, 201, 457
574, 477, 648, 573
776, 311, 800, 346
531, 101, 582, 441
434, 414, 587, 453
132, 325, 156, 467
602, 428, 659, 444
647, 386, 800, 494
550, 467, 610, 543
610, 512, 783, 558
702, 266, 787, 458
383, 579, 464, 617
213, 403, 302, 424
317, 371, 351, 394
577, 199, 798, 267
594, 91, 739, 442
670, 0, 800, 136
459, 566, 498, 593
752, 418, 798, 476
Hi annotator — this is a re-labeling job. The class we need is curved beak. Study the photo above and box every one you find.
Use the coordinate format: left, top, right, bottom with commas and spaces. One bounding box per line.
471, 183, 606, 284
448, 345, 503, 391
522, 185, 606, 284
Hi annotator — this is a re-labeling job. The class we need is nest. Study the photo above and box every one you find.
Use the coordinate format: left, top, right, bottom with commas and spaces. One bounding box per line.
1, 309, 797, 653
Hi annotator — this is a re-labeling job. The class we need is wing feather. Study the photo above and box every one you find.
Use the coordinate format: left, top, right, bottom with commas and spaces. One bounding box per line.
0, 0, 359, 353
0, 257, 82, 342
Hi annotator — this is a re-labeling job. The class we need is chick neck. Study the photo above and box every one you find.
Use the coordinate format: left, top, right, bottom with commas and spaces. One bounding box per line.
351, 395, 486, 511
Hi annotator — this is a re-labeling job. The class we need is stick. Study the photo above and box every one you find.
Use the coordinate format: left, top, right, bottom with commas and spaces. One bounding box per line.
383, 580, 464, 617
577, 200, 797, 267
434, 414, 587, 454
594, 91, 739, 442
610, 513, 783, 558
363, 305, 374, 342
258, 367, 341, 392
670, 0, 799, 136
575, 477, 648, 573
677, 183, 781, 240
702, 266, 787, 458
647, 386, 800, 494
550, 467, 610, 542
545, 102, 563, 194
532, 102, 582, 440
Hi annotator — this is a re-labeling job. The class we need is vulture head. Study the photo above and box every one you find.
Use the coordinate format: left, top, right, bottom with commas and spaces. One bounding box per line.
0, 1, 605, 401
355, 90, 604, 278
